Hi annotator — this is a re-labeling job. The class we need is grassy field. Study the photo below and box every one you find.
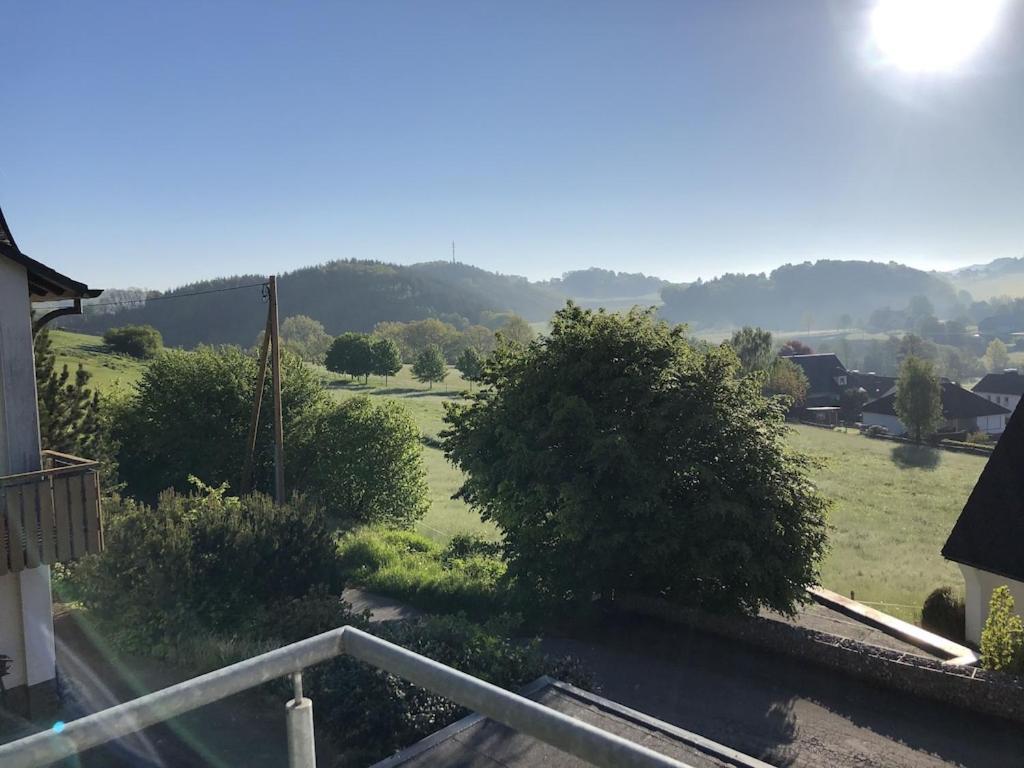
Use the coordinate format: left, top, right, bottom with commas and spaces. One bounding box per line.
50, 329, 149, 394
52, 330, 986, 621
789, 425, 983, 621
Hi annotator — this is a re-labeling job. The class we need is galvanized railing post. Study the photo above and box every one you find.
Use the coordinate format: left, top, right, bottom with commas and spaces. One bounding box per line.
286, 671, 316, 768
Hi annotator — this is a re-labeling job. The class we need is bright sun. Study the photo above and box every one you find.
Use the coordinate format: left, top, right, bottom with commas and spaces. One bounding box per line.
871, 0, 1008, 73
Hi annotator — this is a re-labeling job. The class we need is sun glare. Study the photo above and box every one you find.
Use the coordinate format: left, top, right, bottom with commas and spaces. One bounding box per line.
870, 0, 1008, 73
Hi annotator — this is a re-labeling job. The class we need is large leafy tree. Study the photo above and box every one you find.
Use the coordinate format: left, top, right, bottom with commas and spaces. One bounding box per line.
498, 315, 535, 346
371, 337, 403, 385
454, 347, 484, 388
442, 304, 829, 615
985, 339, 1010, 373
281, 315, 332, 364
412, 346, 447, 389
778, 339, 813, 357
326, 332, 375, 382
763, 357, 808, 409
894, 356, 943, 442
728, 326, 774, 373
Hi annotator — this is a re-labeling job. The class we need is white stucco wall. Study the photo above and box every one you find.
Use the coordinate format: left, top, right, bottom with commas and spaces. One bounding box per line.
862, 412, 905, 435
976, 413, 1007, 435
974, 391, 1017, 433
959, 564, 1024, 645
0, 256, 55, 692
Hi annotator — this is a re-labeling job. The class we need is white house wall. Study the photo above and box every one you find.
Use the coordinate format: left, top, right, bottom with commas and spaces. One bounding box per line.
974, 391, 1017, 432
959, 564, 1024, 645
0, 256, 56, 695
976, 413, 1006, 435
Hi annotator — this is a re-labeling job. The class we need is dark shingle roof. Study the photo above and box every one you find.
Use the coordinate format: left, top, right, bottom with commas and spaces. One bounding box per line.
973, 372, 1024, 397
0, 205, 102, 302
848, 372, 896, 400
942, 398, 1024, 581
373, 677, 769, 768
788, 353, 847, 393
862, 381, 1010, 419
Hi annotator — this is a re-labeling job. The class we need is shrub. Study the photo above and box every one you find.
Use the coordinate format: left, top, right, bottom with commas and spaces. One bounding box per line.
980, 586, 1024, 674
305, 614, 590, 766
108, 345, 325, 501
337, 529, 506, 618
921, 586, 965, 642
443, 304, 830, 616
102, 324, 163, 358
290, 397, 429, 528
964, 431, 992, 446
75, 487, 345, 655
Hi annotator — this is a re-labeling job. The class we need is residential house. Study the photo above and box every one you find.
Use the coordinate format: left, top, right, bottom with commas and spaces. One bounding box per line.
942, 398, 1024, 643
846, 371, 895, 401
972, 370, 1024, 430
787, 353, 849, 406
0, 207, 104, 715
861, 381, 1009, 436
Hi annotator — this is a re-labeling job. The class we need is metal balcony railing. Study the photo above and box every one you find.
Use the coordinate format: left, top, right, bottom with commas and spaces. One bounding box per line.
0, 450, 102, 575
0, 625, 692, 768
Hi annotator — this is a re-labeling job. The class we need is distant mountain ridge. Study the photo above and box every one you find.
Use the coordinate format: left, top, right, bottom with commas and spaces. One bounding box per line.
939, 254, 1024, 301
660, 259, 961, 330
61, 254, 1024, 347
62, 260, 568, 348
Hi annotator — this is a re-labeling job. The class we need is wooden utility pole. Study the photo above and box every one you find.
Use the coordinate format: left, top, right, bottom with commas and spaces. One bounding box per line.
268, 275, 285, 504
239, 316, 272, 494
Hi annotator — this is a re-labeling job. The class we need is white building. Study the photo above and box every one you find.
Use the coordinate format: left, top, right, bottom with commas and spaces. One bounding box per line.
943, 398, 1024, 644
972, 371, 1024, 433
1, 207, 104, 716
861, 380, 1009, 437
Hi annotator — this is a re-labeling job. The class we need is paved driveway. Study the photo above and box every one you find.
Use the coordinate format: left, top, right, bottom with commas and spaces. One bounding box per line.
543, 614, 1024, 768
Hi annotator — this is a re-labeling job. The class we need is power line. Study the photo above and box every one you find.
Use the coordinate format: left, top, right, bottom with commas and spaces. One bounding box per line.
79, 281, 269, 310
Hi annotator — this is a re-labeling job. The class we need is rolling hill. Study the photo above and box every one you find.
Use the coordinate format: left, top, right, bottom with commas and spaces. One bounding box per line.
62, 255, 1024, 349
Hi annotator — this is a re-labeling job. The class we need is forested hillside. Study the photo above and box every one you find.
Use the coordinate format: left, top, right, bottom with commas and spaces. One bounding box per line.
541, 267, 667, 299
62, 260, 567, 348
660, 260, 963, 330
63, 256, 1009, 349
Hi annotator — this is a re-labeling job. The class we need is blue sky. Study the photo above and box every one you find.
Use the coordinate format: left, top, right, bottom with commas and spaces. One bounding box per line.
2, 1, 1023, 289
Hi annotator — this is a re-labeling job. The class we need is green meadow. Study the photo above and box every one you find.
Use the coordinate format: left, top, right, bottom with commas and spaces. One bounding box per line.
55, 329, 985, 621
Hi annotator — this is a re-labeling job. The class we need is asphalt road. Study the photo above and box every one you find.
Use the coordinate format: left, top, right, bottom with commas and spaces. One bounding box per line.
543, 613, 1024, 768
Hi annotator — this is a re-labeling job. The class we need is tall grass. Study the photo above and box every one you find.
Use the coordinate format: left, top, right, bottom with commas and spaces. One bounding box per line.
337, 529, 506, 618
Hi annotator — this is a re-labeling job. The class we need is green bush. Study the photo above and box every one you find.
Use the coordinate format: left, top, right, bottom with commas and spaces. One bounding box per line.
980, 586, 1024, 674
964, 431, 992, 446
337, 529, 506, 618
76, 487, 345, 655
921, 586, 965, 642
102, 324, 163, 358
290, 397, 429, 528
305, 614, 590, 766
108, 345, 325, 501
443, 304, 830, 616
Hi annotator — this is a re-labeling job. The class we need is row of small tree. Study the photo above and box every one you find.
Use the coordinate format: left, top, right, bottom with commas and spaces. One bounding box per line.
326, 331, 488, 389
326, 333, 403, 384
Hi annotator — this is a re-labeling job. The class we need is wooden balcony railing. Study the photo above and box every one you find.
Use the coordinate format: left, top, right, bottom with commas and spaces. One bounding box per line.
0, 450, 102, 575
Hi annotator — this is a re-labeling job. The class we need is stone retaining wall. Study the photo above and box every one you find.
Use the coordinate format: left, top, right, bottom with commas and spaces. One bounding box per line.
616, 594, 1024, 724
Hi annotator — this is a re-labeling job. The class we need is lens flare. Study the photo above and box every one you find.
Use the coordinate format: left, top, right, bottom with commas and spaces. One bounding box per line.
870, 0, 1007, 73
